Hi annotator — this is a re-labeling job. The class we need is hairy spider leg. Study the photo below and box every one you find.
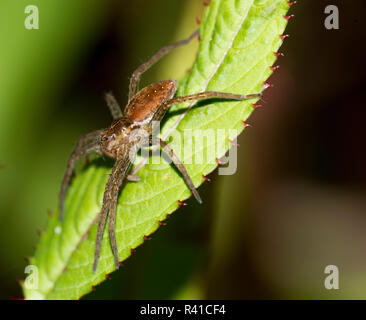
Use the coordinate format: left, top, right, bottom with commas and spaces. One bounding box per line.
149, 91, 262, 126
157, 138, 202, 204
166, 91, 262, 106
105, 92, 123, 119
128, 29, 199, 101
107, 155, 132, 271
59, 130, 103, 221
93, 152, 132, 273
93, 182, 111, 273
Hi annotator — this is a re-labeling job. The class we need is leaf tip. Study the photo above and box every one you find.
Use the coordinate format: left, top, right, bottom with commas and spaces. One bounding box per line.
263, 82, 274, 90
284, 14, 295, 21
270, 65, 280, 72
178, 200, 187, 207
143, 235, 152, 241
241, 121, 251, 129
215, 158, 223, 165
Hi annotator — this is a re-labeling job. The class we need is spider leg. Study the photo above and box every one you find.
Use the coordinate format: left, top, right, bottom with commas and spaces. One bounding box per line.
59, 130, 103, 221
93, 154, 132, 273
166, 91, 262, 106
108, 156, 131, 270
150, 92, 262, 124
128, 29, 199, 101
93, 185, 111, 274
155, 137, 202, 204
105, 92, 123, 119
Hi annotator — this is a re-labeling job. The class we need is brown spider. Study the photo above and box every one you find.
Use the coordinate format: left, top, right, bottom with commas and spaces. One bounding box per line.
59, 29, 261, 273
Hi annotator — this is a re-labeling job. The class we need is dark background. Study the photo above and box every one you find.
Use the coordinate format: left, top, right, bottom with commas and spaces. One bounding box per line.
0, 0, 365, 299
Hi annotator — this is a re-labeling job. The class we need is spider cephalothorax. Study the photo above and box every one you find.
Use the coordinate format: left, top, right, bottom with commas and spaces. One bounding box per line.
100, 117, 132, 158
59, 29, 261, 273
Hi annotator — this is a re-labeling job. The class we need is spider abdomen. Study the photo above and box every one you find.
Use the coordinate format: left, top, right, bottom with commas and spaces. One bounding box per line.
125, 79, 177, 123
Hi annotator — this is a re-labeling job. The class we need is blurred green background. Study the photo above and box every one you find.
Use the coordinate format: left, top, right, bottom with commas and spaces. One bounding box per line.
1, 0, 366, 299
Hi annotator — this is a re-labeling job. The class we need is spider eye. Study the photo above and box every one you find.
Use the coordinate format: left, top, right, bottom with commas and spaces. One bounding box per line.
101, 136, 108, 141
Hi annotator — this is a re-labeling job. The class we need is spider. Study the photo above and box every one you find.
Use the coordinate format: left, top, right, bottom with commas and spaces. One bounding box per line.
58, 29, 262, 273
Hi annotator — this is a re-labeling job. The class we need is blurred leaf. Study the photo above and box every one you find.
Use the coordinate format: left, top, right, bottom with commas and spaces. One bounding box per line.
0, 0, 108, 298
23, 0, 290, 299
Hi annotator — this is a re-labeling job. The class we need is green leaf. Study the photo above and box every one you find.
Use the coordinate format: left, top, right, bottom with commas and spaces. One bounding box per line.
23, 0, 291, 299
